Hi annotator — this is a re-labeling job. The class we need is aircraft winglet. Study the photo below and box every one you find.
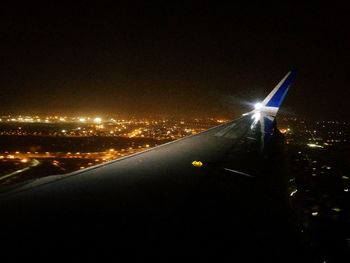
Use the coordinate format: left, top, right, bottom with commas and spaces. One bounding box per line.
257, 69, 296, 117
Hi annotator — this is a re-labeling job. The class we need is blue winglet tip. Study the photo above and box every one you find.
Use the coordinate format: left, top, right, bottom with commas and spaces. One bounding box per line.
265, 69, 297, 108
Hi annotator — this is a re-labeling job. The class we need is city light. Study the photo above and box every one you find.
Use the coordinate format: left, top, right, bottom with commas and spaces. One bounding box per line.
290, 189, 298, 197
307, 143, 323, 148
94, 117, 102, 123
332, 207, 342, 212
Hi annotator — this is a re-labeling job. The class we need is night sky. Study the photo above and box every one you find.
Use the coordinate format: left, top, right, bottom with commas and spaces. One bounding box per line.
1, 2, 349, 119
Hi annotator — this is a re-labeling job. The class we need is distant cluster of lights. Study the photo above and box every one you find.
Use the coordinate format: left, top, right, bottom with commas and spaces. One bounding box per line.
0, 115, 228, 126
0, 115, 104, 124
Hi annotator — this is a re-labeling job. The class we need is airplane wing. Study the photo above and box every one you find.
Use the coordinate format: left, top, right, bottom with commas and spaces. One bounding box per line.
0, 70, 300, 261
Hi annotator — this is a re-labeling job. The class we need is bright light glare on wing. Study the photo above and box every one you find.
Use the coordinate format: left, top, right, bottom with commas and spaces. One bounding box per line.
250, 111, 261, 129
252, 111, 261, 122
254, 102, 262, 110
